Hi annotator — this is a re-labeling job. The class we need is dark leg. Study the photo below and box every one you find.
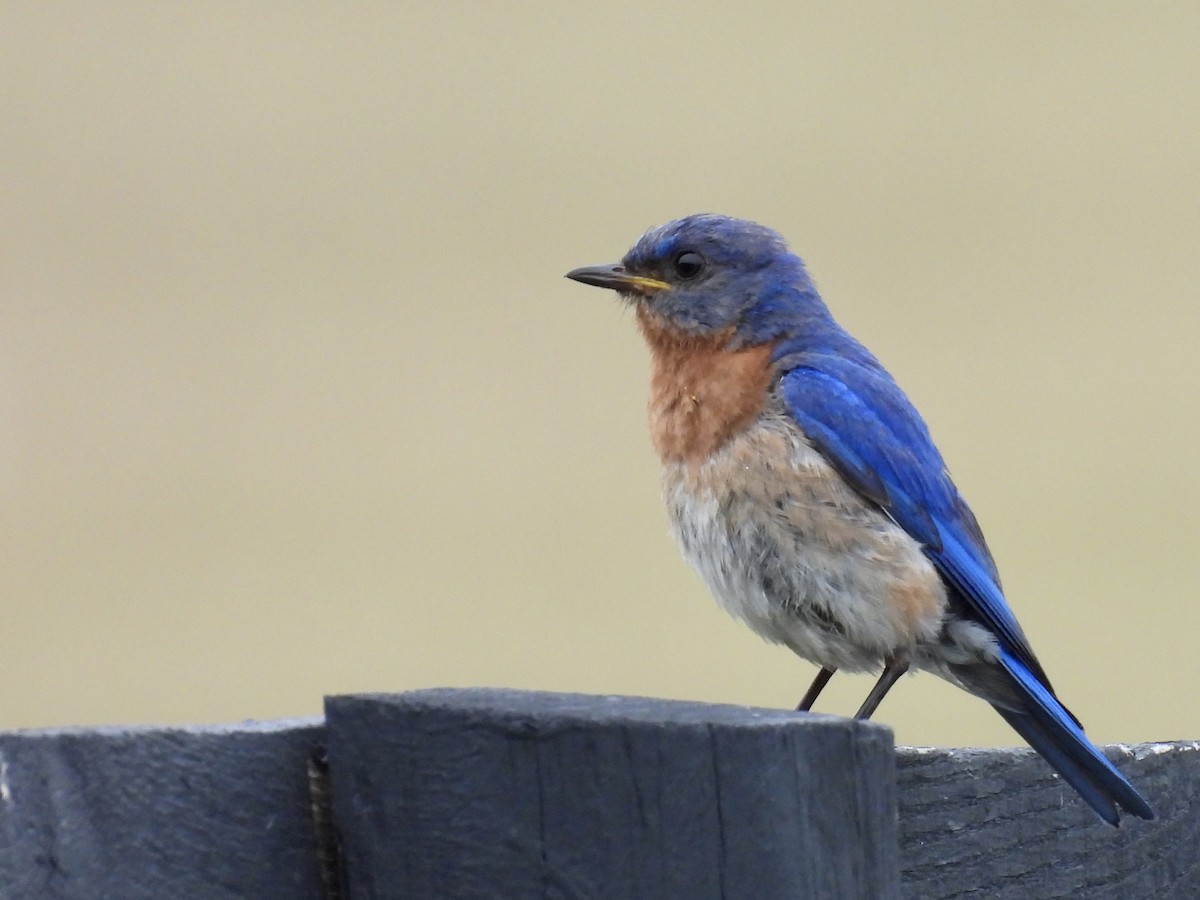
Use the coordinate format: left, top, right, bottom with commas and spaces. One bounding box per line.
796, 666, 836, 712
854, 655, 910, 720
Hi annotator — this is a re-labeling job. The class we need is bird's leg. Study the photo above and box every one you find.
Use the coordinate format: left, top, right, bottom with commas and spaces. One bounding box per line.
854, 654, 910, 720
796, 666, 837, 712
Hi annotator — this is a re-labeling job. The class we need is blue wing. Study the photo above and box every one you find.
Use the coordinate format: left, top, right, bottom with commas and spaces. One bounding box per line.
776, 346, 1153, 823
777, 351, 1047, 684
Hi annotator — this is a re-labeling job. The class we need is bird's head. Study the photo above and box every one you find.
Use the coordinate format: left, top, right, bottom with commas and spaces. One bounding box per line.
565, 214, 822, 347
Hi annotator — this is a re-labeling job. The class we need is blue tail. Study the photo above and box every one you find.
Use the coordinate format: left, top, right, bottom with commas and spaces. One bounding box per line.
993, 649, 1153, 825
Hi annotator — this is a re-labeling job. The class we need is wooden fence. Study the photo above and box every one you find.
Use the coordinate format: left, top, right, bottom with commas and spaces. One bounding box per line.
0, 689, 1194, 898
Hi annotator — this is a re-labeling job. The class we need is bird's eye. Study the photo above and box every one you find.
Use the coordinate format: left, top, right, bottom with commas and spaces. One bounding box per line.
673, 251, 704, 280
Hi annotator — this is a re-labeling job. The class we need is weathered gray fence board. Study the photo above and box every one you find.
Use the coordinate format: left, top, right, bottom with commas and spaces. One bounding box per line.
0, 719, 326, 900
0, 692, 1193, 899
324, 689, 899, 900
897, 741, 1200, 899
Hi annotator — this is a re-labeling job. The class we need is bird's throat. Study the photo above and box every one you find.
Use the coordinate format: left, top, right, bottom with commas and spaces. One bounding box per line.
636, 308, 774, 465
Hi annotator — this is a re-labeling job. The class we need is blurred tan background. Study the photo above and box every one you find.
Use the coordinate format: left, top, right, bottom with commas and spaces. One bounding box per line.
2, 5, 1196, 750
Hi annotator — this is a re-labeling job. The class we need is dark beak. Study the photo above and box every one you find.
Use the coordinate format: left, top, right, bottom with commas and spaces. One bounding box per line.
564, 264, 670, 295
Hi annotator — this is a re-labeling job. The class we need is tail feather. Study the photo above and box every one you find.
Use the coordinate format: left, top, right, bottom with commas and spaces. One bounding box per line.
997, 649, 1154, 824
995, 707, 1123, 825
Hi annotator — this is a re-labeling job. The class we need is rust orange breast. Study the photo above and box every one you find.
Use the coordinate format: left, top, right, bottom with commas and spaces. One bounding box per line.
637, 308, 775, 464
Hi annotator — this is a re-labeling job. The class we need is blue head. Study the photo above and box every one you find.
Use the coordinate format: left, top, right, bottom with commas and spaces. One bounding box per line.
566, 214, 832, 347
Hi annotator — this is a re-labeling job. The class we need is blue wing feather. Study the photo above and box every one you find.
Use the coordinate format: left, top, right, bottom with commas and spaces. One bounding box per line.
777, 349, 1154, 823
778, 355, 1044, 679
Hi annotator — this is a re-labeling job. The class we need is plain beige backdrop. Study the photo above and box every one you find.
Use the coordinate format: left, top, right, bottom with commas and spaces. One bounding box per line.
3, 5, 1197, 751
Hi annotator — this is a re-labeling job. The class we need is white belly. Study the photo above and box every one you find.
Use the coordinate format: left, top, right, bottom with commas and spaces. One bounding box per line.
661, 414, 953, 673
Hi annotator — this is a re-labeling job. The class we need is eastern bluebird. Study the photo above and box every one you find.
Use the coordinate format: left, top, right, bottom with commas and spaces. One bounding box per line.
566, 214, 1152, 826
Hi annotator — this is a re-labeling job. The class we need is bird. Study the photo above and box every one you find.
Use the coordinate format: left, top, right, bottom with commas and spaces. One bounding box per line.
565, 214, 1153, 826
